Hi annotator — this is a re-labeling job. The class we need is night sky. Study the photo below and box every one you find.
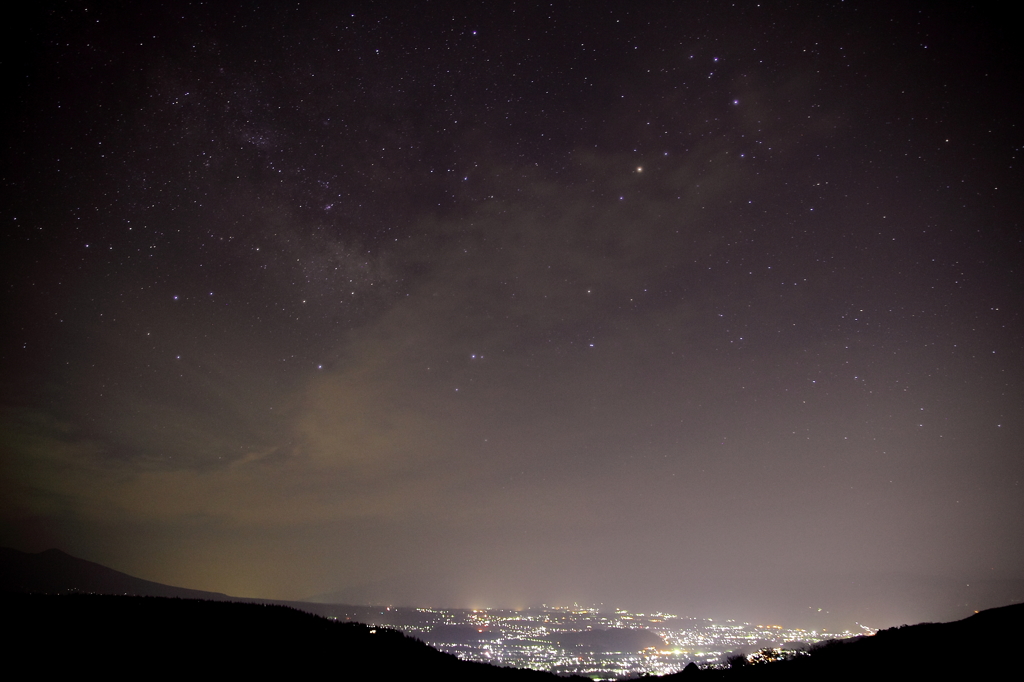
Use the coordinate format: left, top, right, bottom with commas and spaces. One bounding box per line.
2, 1, 1022, 629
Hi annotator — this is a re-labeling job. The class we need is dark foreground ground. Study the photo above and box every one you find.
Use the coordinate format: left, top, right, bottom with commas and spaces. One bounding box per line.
5, 590, 1022, 680
3, 592, 586, 680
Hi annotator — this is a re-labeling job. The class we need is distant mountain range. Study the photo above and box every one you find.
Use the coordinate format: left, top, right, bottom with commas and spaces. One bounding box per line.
0, 547, 233, 600
0, 546, 406, 620
2, 547, 1020, 679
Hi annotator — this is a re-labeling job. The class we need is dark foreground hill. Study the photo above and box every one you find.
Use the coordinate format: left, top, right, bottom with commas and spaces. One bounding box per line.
1, 548, 586, 679
4, 592, 585, 680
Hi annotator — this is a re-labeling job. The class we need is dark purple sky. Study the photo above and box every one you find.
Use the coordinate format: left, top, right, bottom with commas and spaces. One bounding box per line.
2, 1, 1021, 629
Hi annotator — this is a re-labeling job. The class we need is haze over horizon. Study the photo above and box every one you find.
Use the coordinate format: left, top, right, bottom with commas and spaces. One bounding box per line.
2, 1, 1022, 630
